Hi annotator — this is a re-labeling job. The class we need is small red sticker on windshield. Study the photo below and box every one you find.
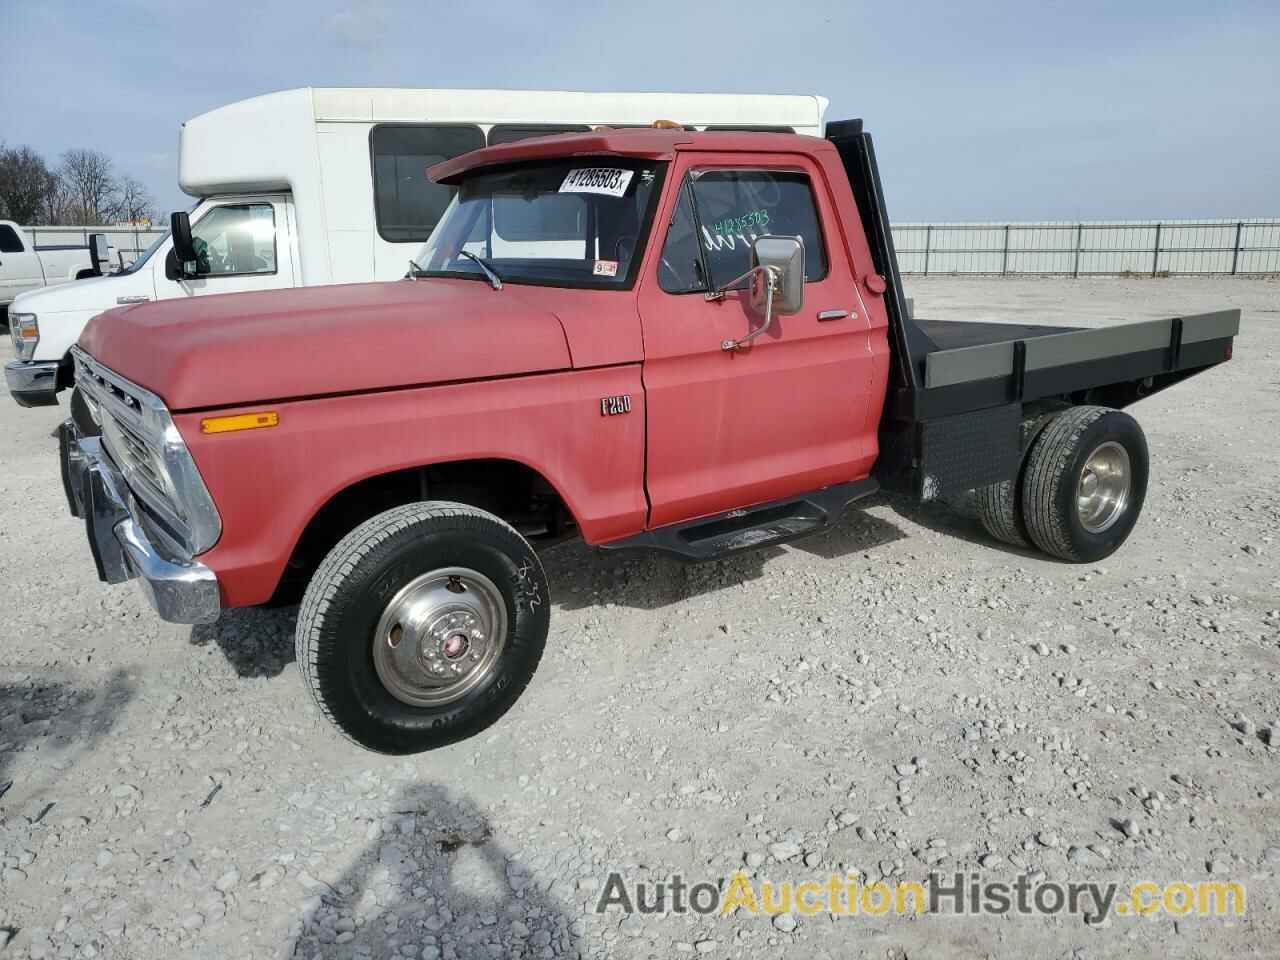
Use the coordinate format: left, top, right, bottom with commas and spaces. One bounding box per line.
593, 260, 619, 277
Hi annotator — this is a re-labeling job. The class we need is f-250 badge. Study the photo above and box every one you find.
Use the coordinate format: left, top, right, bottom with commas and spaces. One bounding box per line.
600, 395, 632, 416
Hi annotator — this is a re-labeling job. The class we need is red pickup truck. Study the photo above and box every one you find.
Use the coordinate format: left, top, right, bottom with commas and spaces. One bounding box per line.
60, 121, 1238, 753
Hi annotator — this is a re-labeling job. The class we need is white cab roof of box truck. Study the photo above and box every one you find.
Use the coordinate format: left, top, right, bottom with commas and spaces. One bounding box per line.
177, 87, 829, 197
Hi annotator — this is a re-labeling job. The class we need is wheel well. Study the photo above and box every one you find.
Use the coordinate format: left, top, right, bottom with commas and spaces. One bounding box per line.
279, 459, 575, 598
56, 352, 76, 392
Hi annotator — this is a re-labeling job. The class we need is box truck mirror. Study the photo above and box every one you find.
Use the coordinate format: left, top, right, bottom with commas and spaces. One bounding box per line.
87, 234, 112, 276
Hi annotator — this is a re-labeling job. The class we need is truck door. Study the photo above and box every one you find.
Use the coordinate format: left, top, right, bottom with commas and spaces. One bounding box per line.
636, 155, 878, 528
0, 223, 43, 303
153, 195, 297, 302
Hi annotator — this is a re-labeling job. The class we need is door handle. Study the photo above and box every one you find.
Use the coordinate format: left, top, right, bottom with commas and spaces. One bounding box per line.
116, 296, 150, 305
817, 309, 853, 321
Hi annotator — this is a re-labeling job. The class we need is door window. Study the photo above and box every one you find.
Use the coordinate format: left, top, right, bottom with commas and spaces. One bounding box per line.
656, 185, 705, 293
190, 204, 277, 277
657, 169, 828, 294
0, 225, 23, 253
371, 125, 486, 242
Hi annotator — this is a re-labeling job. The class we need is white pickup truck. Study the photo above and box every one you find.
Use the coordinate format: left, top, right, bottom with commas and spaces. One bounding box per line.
5, 86, 828, 408
0, 220, 102, 312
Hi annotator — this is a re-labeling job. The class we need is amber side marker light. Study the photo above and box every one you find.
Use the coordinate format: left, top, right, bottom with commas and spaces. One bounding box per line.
200, 411, 279, 434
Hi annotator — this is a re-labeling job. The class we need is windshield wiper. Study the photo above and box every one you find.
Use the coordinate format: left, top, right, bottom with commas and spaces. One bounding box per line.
407, 259, 428, 280
458, 250, 503, 291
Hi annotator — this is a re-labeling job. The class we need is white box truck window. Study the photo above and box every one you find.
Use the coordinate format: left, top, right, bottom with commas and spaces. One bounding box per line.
371, 125, 486, 242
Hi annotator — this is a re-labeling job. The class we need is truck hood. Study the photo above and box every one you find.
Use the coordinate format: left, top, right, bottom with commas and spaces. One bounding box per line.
78, 279, 572, 411
12, 272, 128, 315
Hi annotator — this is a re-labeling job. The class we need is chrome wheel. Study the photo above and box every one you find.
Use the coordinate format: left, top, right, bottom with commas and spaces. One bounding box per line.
1076, 441, 1131, 533
372, 567, 507, 708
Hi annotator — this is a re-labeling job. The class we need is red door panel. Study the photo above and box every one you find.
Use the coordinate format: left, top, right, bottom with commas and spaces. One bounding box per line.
636, 152, 880, 529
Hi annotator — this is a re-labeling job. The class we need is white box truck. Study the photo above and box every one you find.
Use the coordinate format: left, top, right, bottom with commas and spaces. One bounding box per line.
5, 87, 828, 407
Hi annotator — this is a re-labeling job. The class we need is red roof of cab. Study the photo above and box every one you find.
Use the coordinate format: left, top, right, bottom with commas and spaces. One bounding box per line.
428, 129, 822, 184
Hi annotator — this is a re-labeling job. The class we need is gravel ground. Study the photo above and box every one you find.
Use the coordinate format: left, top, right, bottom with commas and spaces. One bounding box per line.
1, 277, 1277, 959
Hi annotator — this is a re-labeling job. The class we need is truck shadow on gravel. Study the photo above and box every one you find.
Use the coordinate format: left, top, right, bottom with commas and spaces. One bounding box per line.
877, 491, 1047, 557
547, 506, 908, 611
288, 781, 580, 960
0, 668, 133, 811
189, 606, 299, 678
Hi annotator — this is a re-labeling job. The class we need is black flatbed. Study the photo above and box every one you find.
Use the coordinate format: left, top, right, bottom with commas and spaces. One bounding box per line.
916, 310, 1238, 408
823, 117, 1239, 501
921, 318, 1082, 351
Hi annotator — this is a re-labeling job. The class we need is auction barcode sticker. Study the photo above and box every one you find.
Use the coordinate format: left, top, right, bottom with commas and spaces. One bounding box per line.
560, 168, 634, 197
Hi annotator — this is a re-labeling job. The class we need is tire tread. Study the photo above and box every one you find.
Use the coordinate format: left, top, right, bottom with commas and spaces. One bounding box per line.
1021, 406, 1112, 561
295, 502, 534, 751
975, 479, 1027, 547
974, 413, 1056, 548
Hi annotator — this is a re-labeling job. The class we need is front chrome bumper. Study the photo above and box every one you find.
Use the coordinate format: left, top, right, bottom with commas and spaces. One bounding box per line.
61, 421, 221, 624
5, 359, 60, 407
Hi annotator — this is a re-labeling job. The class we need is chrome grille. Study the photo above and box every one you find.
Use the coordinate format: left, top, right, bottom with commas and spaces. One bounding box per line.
72, 348, 193, 555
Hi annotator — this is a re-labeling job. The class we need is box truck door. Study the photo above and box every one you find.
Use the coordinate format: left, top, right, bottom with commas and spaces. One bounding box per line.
153, 196, 295, 302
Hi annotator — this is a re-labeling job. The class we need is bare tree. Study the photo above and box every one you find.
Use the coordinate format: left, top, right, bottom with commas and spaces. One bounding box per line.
0, 143, 161, 226
60, 148, 118, 225
113, 175, 155, 225
0, 144, 57, 224
42, 172, 71, 225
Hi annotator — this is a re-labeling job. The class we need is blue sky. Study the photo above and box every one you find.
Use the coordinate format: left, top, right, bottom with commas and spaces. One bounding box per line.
3, 0, 1277, 221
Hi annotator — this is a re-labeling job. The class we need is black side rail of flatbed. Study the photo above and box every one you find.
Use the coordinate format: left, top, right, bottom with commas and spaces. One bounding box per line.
919, 309, 1238, 419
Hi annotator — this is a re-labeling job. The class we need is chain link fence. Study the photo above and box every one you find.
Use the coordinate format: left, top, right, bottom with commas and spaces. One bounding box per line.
891, 218, 1280, 276
26, 225, 167, 270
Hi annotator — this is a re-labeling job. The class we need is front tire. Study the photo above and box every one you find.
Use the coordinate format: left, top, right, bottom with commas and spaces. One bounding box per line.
296, 502, 550, 753
1021, 406, 1149, 562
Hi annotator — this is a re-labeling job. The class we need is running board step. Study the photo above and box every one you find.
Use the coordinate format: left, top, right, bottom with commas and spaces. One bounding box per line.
601, 478, 879, 562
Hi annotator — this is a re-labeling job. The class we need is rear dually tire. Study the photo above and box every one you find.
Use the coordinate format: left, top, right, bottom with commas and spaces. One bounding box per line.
1021, 406, 1149, 562
974, 413, 1055, 549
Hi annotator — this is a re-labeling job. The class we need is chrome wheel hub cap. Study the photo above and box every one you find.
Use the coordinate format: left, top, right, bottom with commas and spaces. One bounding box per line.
1076, 441, 1131, 533
373, 567, 507, 707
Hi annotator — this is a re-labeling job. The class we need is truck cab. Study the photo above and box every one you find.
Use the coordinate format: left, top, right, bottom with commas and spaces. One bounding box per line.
58, 124, 1237, 754
0, 220, 99, 309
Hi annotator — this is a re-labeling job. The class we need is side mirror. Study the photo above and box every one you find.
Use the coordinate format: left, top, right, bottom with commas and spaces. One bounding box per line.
170, 211, 196, 261
167, 211, 198, 280
750, 236, 804, 315
164, 247, 182, 281
87, 233, 112, 276
718, 235, 805, 351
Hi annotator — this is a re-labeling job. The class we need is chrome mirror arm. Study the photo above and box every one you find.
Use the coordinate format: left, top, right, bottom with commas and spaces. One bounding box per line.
719, 266, 779, 351
704, 264, 765, 303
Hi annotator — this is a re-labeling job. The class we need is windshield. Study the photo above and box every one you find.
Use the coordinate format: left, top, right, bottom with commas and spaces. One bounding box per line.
414, 158, 664, 289
118, 199, 202, 275
117, 229, 169, 275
